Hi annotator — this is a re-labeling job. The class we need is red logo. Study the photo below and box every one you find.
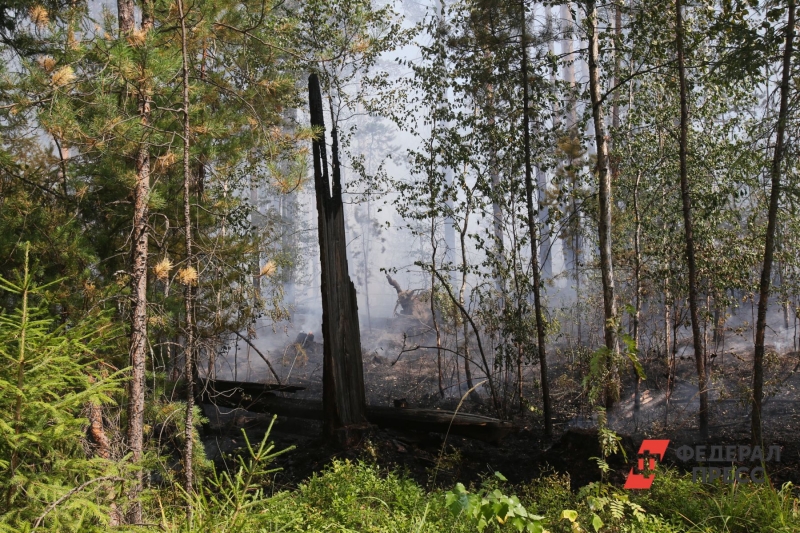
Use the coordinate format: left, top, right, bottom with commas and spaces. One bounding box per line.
624, 440, 670, 489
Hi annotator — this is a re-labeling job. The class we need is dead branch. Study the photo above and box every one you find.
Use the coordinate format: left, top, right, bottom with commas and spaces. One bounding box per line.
431, 269, 499, 412
231, 330, 282, 385
386, 274, 403, 294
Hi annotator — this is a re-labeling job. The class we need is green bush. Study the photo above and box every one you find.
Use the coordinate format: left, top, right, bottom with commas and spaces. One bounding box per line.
297, 459, 471, 533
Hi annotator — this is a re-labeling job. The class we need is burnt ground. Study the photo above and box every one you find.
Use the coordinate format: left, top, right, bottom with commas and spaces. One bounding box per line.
201, 407, 638, 492
199, 312, 800, 493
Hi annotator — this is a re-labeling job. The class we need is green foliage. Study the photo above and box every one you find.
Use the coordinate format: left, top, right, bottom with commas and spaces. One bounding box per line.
0, 246, 125, 532
576, 482, 648, 533
161, 416, 297, 533
633, 469, 800, 533
142, 393, 212, 496
445, 472, 546, 532
154, 450, 475, 533
299, 459, 447, 532
583, 347, 614, 406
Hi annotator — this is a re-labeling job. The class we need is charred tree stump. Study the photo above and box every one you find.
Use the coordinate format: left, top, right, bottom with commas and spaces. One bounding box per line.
309, 74, 369, 446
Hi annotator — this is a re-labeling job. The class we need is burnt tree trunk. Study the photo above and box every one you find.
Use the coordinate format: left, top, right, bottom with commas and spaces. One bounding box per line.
309, 74, 368, 446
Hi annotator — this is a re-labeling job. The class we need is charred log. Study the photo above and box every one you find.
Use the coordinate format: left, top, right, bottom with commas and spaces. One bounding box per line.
198, 381, 515, 444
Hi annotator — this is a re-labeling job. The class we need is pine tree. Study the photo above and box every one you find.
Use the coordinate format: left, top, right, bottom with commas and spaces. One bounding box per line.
0, 245, 124, 532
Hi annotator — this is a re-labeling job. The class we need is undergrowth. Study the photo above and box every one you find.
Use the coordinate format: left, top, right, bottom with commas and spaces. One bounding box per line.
147, 423, 798, 533
2, 251, 799, 532
633, 468, 800, 533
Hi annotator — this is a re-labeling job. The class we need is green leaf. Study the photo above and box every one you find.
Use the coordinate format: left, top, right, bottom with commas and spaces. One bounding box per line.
562, 509, 579, 523
526, 523, 543, 533
592, 513, 604, 531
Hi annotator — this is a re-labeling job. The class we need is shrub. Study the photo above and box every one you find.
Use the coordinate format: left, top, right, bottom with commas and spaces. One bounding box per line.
298, 459, 470, 532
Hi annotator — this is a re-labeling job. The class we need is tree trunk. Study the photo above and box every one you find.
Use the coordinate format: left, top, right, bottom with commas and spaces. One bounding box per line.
611, 1, 623, 135
119, 0, 149, 522
560, 3, 580, 275
459, 199, 474, 390
561, 3, 578, 129
87, 401, 120, 526
431, 217, 445, 398
542, 6, 558, 280
586, 0, 619, 408
117, 0, 134, 33
177, 0, 196, 520
752, 0, 795, 446
362, 198, 372, 331
309, 74, 368, 446
633, 172, 642, 422
520, 0, 551, 436
484, 79, 504, 294
676, 0, 709, 438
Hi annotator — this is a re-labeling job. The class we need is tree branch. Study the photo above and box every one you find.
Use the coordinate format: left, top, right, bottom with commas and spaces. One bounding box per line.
231, 330, 282, 385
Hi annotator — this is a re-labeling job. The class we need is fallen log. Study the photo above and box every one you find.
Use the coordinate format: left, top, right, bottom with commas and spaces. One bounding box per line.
198, 380, 516, 443
198, 379, 305, 399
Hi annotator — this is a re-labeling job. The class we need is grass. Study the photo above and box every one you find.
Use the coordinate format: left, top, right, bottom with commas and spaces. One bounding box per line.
633, 468, 800, 533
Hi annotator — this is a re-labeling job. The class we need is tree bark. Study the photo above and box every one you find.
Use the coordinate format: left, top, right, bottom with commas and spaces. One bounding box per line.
611, 1, 622, 135
676, 0, 708, 438
87, 401, 120, 526
561, 3, 578, 130
309, 74, 368, 446
482, 79, 503, 295
431, 218, 445, 398
177, 0, 196, 519
119, 0, 149, 522
118, 0, 134, 33
520, 0, 551, 436
752, 0, 795, 445
541, 6, 558, 279
587, 0, 619, 408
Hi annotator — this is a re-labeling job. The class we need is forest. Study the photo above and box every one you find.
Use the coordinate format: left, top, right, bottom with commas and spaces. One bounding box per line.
1, 0, 799, 531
